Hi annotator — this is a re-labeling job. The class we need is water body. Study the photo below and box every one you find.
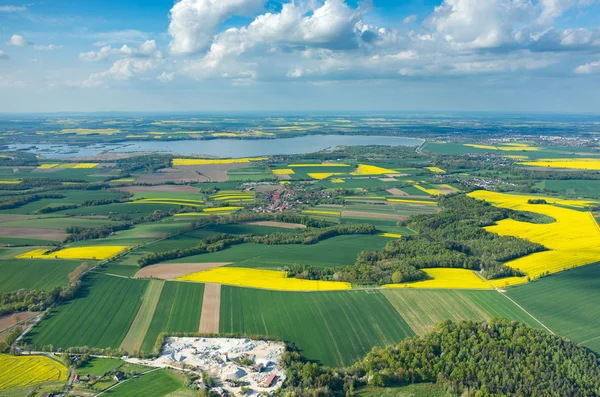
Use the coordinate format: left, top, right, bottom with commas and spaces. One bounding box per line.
8, 135, 423, 159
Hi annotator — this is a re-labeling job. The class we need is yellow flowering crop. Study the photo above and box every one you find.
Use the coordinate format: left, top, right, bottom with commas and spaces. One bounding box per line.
177, 267, 351, 291
110, 178, 135, 183
464, 144, 539, 151
204, 206, 243, 212
0, 179, 22, 184
425, 166, 446, 173
468, 190, 600, 280
386, 198, 437, 205
504, 155, 529, 159
384, 268, 493, 290
173, 157, 267, 166
489, 276, 528, 289
378, 233, 402, 238
288, 163, 350, 167
272, 169, 295, 175
303, 210, 340, 216
519, 158, 600, 171
351, 164, 397, 175
174, 212, 214, 217
0, 354, 68, 391
330, 178, 345, 183
72, 163, 98, 169
307, 173, 345, 180
16, 246, 128, 260
37, 164, 59, 169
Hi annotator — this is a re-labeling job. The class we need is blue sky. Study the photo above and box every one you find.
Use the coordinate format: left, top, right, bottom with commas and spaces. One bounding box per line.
1, 0, 600, 113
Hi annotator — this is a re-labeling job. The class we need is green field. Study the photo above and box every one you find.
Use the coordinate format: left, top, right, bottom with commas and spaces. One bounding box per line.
76, 357, 123, 376
26, 274, 148, 349
382, 289, 541, 336
140, 281, 205, 352
220, 287, 414, 366
507, 262, 600, 352
538, 180, 600, 199
357, 384, 446, 397
165, 234, 389, 269
0, 259, 83, 293
105, 369, 182, 396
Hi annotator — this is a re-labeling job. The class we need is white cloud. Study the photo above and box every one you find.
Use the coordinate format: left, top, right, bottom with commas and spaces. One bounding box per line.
33, 44, 63, 51
7, 34, 31, 47
403, 14, 418, 24
80, 40, 163, 62
0, 5, 27, 12
0, 50, 8, 60
76, 58, 163, 88
168, 0, 266, 55
157, 71, 176, 82
537, 0, 599, 25
574, 60, 600, 74
86, 30, 150, 45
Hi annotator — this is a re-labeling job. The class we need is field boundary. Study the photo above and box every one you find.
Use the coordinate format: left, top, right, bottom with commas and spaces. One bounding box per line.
497, 291, 554, 334
120, 280, 165, 352
199, 283, 222, 333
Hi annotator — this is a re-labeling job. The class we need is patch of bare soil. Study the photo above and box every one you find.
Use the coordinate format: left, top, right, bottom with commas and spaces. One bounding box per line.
255, 184, 283, 193
341, 210, 408, 220
387, 188, 408, 196
0, 227, 67, 240
199, 284, 222, 333
379, 178, 397, 182
134, 262, 231, 280
245, 221, 306, 229
0, 215, 36, 223
197, 163, 252, 182
134, 168, 210, 184
275, 174, 292, 180
113, 184, 200, 194
0, 311, 39, 333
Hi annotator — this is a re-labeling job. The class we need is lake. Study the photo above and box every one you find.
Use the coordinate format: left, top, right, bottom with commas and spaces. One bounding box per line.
8, 135, 423, 159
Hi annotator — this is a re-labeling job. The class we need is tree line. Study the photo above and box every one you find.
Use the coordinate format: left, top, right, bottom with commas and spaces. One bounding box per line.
137, 223, 375, 268
281, 319, 600, 397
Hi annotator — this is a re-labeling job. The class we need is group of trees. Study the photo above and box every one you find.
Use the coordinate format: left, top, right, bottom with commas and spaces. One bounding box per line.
282, 319, 600, 396
0, 262, 89, 318
285, 195, 543, 285
0, 193, 64, 210
137, 223, 375, 268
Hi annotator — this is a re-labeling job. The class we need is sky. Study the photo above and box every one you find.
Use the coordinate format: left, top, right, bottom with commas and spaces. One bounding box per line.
1, 0, 600, 113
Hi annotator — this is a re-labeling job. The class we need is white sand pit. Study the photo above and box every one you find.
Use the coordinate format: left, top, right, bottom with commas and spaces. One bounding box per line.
126, 337, 286, 395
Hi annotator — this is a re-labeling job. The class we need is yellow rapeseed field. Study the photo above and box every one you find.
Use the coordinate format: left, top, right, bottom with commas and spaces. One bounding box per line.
302, 210, 340, 216
330, 178, 345, 183
504, 155, 529, 159
384, 268, 493, 290
307, 173, 344, 180
464, 144, 539, 151
16, 246, 128, 260
489, 276, 528, 288
0, 179, 22, 184
110, 178, 135, 183
386, 198, 437, 205
173, 157, 267, 166
351, 164, 397, 175
72, 163, 99, 169
272, 169, 295, 175
0, 354, 68, 391
287, 163, 350, 167
378, 233, 402, 238
425, 166, 446, 173
204, 206, 243, 212
177, 267, 351, 291
519, 158, 600, 171
37, 164, 59, 169
468, 190, 600, 280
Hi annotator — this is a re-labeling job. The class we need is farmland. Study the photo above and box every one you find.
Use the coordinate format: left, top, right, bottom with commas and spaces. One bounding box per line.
220, 287, 414, 366
25, 275, 148, 350
140, 282, 205, 352
507, 263, 600, 353
0, 354, 68, 391
1, 115, 600, 395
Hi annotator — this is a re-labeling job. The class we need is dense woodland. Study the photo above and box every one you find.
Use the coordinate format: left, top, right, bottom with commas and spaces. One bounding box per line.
286, 195, 543, 285
282, 319, 600, 397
